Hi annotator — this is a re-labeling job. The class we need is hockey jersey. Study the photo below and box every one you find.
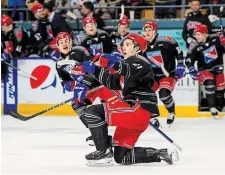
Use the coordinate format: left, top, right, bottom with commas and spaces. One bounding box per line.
144, 35, 184, 78
186, 35, 225, 72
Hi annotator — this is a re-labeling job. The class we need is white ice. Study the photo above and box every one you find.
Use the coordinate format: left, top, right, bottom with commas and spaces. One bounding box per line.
1, 116, 225, 175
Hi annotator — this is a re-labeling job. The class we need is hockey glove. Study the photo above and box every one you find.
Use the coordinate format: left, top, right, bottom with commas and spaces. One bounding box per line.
88, 47, 102, 56
81, 61, 96, 74
73, 82, 89, 104
4, 41, 14, 54
1, 53, 10, 63
189, 66, 202, 81
99, 53, 121, 68
63, 81, 76, 92
175, 64, 186, 79
46, 50, 60, 61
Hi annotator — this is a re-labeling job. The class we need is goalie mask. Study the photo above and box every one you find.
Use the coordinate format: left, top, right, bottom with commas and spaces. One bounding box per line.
56, 32, 72, 55
143, 20, 158, 42
120, 33, 147, 59
83, 17, 97, 36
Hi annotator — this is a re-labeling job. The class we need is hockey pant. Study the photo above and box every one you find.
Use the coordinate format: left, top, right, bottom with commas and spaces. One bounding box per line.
72, 85, 121, 128
153, 77, 176, 113
199, 71, 225, 109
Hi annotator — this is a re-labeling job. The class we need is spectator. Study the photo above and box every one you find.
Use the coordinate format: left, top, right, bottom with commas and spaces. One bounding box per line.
81, 1, 105, 29
7, 0, 26, 20
209, 0, 225, 17
155, 0, 177, 19
43, 2, 71, 37
182, 0, 212, 48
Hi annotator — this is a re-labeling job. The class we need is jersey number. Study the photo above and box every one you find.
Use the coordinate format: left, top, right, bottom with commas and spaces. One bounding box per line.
34, 33, 42, 41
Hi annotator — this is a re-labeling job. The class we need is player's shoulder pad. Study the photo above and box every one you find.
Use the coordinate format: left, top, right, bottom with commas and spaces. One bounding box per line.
31, 20, 39, 32
97, 29, 109, 36
209, 35, 220, 43
79, 32, 90, 43
156, 36, 177, 44
13, 25, 23, 43
71, 46, 91, 57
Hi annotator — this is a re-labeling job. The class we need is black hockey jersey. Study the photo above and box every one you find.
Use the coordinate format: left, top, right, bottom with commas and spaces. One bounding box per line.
30, 19, 54, 55
1, 24, 31, 58
56, 46, 101, 89
185, 35, 225, 72
182, 11, 212, 44
74, 29, 112, 55
110, 30, 129, 52
144, 35, 184, 78
92, 54, 159, 115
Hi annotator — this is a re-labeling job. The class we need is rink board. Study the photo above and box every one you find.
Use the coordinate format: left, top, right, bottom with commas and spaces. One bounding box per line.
1, 57, 224, 118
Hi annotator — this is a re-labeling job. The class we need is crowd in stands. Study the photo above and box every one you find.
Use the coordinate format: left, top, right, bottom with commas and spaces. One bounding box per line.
1, 0, 225, 21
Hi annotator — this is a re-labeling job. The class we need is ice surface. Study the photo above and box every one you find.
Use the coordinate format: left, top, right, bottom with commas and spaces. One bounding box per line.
1, 116, 225, 175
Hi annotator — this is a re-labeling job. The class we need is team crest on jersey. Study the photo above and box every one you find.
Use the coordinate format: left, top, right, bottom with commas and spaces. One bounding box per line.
202, 45, 218, 64
89, 42, 103, 53
187, 21, 201, 30
146, 51, 163, 68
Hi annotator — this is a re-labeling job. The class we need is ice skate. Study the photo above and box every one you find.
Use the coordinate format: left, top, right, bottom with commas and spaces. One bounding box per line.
210, 107, 220, 120
86, 135, 112, 146
159, 149, 179, 165
167, 113, 175, 126
85, 148, 113, 166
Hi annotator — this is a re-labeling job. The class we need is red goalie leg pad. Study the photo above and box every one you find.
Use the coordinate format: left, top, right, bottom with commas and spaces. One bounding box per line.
216, 72, 225, 90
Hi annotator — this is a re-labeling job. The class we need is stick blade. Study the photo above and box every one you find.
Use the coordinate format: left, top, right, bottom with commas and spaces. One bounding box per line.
8, 110, 31, 121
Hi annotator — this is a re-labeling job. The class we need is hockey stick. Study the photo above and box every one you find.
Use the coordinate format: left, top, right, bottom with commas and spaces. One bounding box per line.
8, 98, 74, 121
3, 61, 37, 81
219, 6, 225, 35
119, 5, 125, 20
149, 122, 183, 151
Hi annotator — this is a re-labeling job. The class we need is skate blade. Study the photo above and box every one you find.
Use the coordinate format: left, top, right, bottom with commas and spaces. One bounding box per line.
213, 115, 220, 120
86, 157, 114, 166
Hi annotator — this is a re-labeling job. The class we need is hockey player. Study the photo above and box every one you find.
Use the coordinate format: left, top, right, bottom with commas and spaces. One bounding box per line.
182, 0, 212, 48
1, 15, 32, 81
185, 24, 225, 119
143, 21, 186, 125
75, 33, 179, 166
1, 15, 32, 58
30, 2, 59, 60
54, 32, 121, 137
110, 17, 129, 53
73, 17, 112, 56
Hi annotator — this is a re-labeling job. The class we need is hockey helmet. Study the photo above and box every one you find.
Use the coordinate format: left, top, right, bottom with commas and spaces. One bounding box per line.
143, 20, 158, 31
82, 17, 96, 26
194, 24, 208, 34
55, 32, 72, 44
1, 15, 12, 26
122, 33, 147, 53
31, 3, 44, 14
